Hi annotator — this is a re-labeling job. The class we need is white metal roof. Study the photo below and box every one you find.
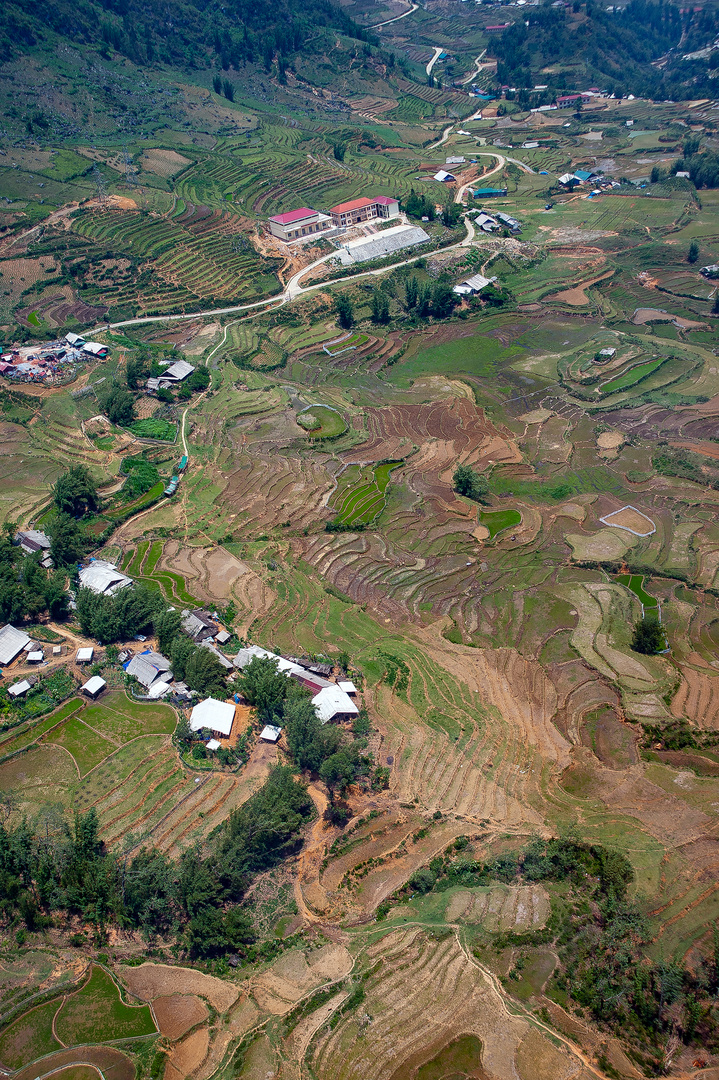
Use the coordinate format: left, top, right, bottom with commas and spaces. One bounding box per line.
83, 342, 109, 355
126, 654, 163, 688
142, 650, 172, 671
215, 630, 231, 645
463, 273, 491, 292
163, 360, 195, 381
260, 725, 282, 742
190, 698, 235, 736
312, 686, 359, 724
79, 560, 133, 596
338, 680, 357, 694
232, 645, 304, 677
0, 624, 31, 666
342, 224, 430, 265
434, 169, 456, 181
27, 651, 44, 662
8, 679, 31, 697
76, 647, 94, 661
82, 675, 106, 695
147, 680, 172, 699
206, 738, 221, 751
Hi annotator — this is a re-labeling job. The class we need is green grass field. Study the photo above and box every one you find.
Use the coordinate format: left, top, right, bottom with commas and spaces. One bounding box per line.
601, 357, 668, 394
55, 966, 156, 1044
129, 419, 178, 441
301, 405, 347, 438
44, 694, 175, 776
0, 999, 61, 1069
331, 461, 401, 525
615, 574, 658, 608
480, 508, 522, 539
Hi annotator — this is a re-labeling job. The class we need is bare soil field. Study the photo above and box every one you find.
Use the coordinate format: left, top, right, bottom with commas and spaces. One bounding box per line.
600, 505, 656, 535
546, 270, 614, 306
118, 963, 239, 1012
251, 943, 353, 1014
139, 149, 191, 177
165, 1026, 209, 1080
152, 994, 208, 1041
161, 540, 248, 603
12, 1048, 135, 1080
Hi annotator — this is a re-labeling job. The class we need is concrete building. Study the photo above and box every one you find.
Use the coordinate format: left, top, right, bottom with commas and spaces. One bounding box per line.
328, 196, 400, 228
76, 647, 94, 664
268, 208, 332, 242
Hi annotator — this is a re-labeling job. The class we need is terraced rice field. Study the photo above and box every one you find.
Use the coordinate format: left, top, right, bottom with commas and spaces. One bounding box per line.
330, 461, 401, 525
479, 508, 521, 539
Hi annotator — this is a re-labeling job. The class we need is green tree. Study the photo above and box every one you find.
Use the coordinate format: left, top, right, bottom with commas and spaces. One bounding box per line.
238, 655, 288, 723
431, 282, 457, 318
334, 294, 354, 330
52, 465, 99, 518
713, 292, 719, 315
404, 276, 419, 309
212, 73, 222, 94
48, 513, 86, 568
688, 240, 699, 264
102, 385, 136, 426
631, 613, 665, 655
452, 463, 488, 502
126, 355, 148, 390
371, 288, 390, 324
441, 200, 461, 228
154, 608, 182, 654
222, 79, 234, 101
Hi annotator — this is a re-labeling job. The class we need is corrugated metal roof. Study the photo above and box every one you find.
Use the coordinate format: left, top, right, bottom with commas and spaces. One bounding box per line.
342, 224, 430, 264
163, 360, 195, 381
190, 698, 235, 736
79, 561, 133, 596
312, 686, 359, 724
125, 654, 162, 688
0, 624, 31, 666
82, 676, 106, 696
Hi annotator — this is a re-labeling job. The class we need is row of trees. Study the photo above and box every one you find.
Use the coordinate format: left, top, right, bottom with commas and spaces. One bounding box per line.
0, 766, 312, 958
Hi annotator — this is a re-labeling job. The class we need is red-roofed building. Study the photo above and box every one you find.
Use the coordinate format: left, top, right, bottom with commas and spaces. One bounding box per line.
268, 206, 332, 242
329, 195, 400, 227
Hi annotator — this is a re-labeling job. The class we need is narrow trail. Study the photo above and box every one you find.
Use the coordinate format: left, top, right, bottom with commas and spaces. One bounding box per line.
369, 0, 418, 28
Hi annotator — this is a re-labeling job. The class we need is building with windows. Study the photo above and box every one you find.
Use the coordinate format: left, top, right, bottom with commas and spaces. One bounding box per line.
268, 208, 332, 242
328, 196, 400, 228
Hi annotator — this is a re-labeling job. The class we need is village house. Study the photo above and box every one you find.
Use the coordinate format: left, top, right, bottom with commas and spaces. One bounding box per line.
328, 196, 400, 228
190, 697, 236, 739
268, 208, 332, 242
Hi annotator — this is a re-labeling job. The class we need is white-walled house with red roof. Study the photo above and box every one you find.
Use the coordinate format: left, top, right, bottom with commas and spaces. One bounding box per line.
268, 207, 332, 242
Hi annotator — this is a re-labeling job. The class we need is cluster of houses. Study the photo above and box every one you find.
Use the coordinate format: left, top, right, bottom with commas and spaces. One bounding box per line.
558, 169, 621, 194
468, 206, 521, 234
0, 333, 109, 385
0, 622, 105, 700
191, 645, 359, 747
268, 196, 400, 243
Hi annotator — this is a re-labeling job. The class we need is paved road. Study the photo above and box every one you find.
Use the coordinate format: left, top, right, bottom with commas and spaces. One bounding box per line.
370, 0, 418, 28
106, 212, 481, 332
426, 46, 444, 76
